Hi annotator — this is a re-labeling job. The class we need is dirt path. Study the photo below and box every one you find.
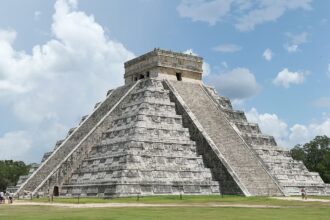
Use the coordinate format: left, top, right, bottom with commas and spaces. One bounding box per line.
272, 197, 330, 203
8, 201, 282, 209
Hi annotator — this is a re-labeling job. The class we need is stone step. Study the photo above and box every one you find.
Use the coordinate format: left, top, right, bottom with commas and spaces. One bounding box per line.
222, 109, 247, 122
106, 122, 188, 134
204, 86, 233, 110
99, 137, 195, 146
121, 100, 176, 113
113, 111, 180, 123
66, 127, 77, 138
94, 102, 102, 109
241, 133, 277, 146
69, 171, 215, 184
41, 152, 52, 163
79, 115, 89, 125
91, 140, 197, 153
54, 139, 64, 150
61, 181, 221, 197
232, 121, 261, 134
166, 80, 283, 196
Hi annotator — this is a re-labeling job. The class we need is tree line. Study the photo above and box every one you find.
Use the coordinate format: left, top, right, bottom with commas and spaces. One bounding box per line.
290, 135, 330, 183
0, 160, 30, 192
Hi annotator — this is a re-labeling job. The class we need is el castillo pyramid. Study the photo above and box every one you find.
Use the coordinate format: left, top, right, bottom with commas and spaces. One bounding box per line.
11, 49, 330, 197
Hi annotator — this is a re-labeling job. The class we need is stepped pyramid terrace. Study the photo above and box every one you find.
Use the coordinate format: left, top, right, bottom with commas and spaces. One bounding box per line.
10, 49, 330, 198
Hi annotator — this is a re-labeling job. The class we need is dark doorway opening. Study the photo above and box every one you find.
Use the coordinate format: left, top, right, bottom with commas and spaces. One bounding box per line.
53, 186, 59, 197
146, 71, 150, 78
176, 72, 182, 81
139, 74, 145, 79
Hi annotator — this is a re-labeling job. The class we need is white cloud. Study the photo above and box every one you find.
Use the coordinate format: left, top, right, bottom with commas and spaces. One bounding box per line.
235, 1, 312, 31
177, 0, 232, 26
183, 48, 210, 76
287, 32, 308, 45
262, 48, 273, 61
209, 67, 260, 101
289, 120, 330, 146
327, 63, 330, 77
213, 44, 242, 53
273, 68, 306, 88
285, 44, 299, 53
285, 32, 308, 53
0, 29, 17, 43
177, 0, 312, 31
246, 108, 330, 147
0, 131, 32, 161
0, 0, 134, 162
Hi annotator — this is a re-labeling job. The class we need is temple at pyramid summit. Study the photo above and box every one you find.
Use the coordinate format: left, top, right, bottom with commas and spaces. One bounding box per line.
11, 49, 330, 197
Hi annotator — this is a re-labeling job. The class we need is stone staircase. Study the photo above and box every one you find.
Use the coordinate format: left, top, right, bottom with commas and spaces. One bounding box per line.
166, 80, 284, 196
15, 82, 137, 196
204, 85, 327, 195
61, 79, 220, 197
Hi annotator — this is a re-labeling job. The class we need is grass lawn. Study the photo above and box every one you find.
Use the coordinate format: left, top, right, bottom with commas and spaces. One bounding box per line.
0, 196, 329, 220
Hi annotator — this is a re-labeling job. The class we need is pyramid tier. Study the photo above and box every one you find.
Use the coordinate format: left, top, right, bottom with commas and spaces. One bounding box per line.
232, 121, 261, 134
61, 79, 220, 197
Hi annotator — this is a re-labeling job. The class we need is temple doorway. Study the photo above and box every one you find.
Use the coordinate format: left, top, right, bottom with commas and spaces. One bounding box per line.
53, 186, 59, 196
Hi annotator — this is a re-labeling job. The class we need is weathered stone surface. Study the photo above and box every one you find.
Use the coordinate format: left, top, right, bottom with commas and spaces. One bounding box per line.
166, 80, 283, 196
205, 86, 328, 196
14, 83, 135, 196
13, 49, 329, 197
61, 79, 219, 197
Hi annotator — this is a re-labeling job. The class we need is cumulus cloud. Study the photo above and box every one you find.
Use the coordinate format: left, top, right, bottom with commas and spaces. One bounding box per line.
0, 0, 134, 162
177, 0, 312, 31
208, 68, 261, 101
273, 68, 307, 88
213, 44, 242, 53
284, 32, 308, 53
235, 1, 312, 31
246, 108, 330, 147
289, 120, 330, 146
262, 48, 273, 61
177, 0, 232, 26
184, 48, 210, 76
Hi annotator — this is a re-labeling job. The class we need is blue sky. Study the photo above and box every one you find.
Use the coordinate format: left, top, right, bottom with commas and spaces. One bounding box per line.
0, 0, 329, 163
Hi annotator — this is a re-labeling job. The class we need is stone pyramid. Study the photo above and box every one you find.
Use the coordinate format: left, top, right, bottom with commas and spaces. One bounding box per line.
12, 49, 329, 197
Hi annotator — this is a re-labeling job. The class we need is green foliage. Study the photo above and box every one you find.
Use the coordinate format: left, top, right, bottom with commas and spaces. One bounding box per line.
290, 135, 330, 183
0, 160, 30, 191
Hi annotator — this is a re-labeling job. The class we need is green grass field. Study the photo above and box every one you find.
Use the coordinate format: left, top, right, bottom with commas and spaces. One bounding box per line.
0, 196, 329, 220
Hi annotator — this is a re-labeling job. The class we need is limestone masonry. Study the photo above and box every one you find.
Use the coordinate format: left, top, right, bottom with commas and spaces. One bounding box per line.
10, 49, 330, 197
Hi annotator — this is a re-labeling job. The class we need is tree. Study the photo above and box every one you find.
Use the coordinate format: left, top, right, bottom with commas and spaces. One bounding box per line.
0, 160, 30, 191
290, 135, 330, 183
